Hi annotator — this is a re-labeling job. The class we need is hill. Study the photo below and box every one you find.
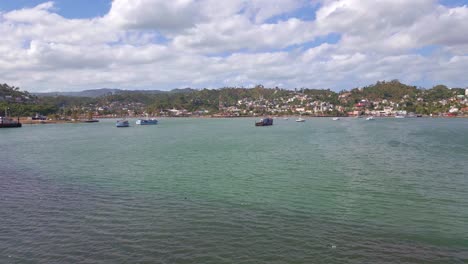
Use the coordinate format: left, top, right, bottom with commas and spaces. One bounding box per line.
33, 88, 197, 98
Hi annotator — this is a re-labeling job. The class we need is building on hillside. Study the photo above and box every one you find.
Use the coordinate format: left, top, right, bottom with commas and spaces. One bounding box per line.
294, 107, 305, 113
449, 107, 459, 113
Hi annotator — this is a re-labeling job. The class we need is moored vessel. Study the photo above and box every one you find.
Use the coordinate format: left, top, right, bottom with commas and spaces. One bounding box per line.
0, 116, 22, 128
255, 118, 273, 126
82, 119, 99, 123
136, 118, 158, 125
82, 112, 99, 123
116, 120, 129, 127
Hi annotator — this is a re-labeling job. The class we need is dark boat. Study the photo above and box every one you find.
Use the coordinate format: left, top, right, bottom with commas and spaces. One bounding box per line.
255, 118, 273, 126
0, 116, 22, 128
82, 119, 99, 123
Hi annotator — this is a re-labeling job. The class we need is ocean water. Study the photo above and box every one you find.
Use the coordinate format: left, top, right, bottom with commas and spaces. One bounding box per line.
1, 118, 467, 263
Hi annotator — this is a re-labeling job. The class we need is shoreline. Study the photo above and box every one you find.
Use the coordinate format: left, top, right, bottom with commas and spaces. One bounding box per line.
17, 115, 468, 125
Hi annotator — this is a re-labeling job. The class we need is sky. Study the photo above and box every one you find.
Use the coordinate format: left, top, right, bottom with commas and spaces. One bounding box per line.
0, 0, 467, 92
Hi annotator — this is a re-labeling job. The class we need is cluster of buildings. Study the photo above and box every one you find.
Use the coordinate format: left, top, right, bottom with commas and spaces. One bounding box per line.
218, 93, 343, 116
0, 95, 29, 103
39, 88, 468, 118
218, 88, 468, 117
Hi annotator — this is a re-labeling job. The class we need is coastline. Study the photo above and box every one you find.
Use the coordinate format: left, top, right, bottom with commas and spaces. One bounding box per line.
17, 115, 468, 125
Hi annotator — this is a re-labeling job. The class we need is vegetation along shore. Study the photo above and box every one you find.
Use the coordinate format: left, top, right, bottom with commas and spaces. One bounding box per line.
1, 80, 467, 121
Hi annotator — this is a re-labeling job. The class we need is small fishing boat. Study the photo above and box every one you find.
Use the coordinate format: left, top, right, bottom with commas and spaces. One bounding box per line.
332, 117, 340, 121
136, 119, 158, 125
366, 116, 375, 121
116, 120, 129, 127
255, 118, 273, 126
1, 108, 22, 128
0, 116, 22, 128
296, 113, 306, 122
82, 119, 99, 123
82, 112, 99, 123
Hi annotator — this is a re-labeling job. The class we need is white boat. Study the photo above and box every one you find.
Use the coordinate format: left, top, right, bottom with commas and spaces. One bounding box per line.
296, 118, 305, 122
395, 115, 405, 119
136, 118, 158, 125
116, 120, 129, 127
366, 116, 375, 121
332, 117, 340, 121
283, 117, 289, 120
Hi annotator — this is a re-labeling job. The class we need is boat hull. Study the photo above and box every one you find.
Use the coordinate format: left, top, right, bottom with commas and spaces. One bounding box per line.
0, 123, 22, 128
0, 117, 22, 128
255, 118, 273, 126
255, 122, 272, 126
136, 119, 158, 125
116, 120, 129, 127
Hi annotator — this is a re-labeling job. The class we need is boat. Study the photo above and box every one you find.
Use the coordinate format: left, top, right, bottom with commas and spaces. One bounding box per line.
296, 118, 305, 122
116, 120, 129, 127
366, 116, 375, 121
82, 119, 99, 123
1, 108, 22, 128
0, 116, 22, 128
82, 112, 99, 123
283, 117, 289, 120
136, 118, 158, 125
332, 117, 340, 121
395, 115, 405, 119
255, 118, 273, 126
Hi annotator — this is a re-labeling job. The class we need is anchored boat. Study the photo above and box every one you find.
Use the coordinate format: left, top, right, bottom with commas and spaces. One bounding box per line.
1, 108, 22, 128
116, 120, 129, 127
136, 118, 158, 125
255, 118, 273, 126
0, 116, 22, 128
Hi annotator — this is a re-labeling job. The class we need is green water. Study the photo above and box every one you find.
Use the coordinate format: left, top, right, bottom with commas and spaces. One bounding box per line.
1, 118, 467, 263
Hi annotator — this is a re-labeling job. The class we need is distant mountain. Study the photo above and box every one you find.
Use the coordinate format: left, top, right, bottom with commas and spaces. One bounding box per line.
33, 88, 197, 97
169, 88, 197, 94
34, 88, 122, 97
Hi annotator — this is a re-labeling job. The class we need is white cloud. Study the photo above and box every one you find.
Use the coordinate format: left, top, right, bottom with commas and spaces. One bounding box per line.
171, 16, 317, 53
104, 0, 200, 32
0, 0, 467, 92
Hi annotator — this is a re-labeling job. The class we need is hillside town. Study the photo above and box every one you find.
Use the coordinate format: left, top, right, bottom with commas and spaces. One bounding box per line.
1, 81, 468, 119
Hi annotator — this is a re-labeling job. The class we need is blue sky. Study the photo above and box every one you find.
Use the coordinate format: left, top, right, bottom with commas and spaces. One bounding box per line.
0, 0, 111, 18
0, 0, 467, 91
2, 0, 466, 18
